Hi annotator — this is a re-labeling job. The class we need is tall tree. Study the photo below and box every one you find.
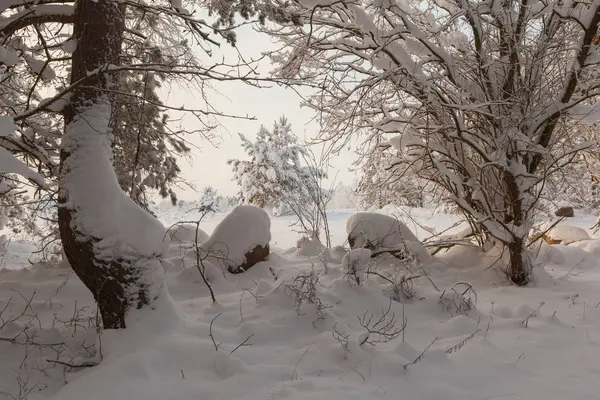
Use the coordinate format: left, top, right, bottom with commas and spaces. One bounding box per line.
264, 0, 600, 284
1, 0, 293, 328
58, 0, 143, 329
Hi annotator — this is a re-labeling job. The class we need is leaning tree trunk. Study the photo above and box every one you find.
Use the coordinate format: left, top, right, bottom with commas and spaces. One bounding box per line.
59, 0, 161, 329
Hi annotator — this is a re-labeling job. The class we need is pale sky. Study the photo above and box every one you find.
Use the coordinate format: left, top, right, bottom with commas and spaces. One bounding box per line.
160, 23, 358, 201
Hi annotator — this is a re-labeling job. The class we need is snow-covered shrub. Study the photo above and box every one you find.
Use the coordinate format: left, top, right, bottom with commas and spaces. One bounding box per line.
264, 0, 600, 285
346, 213, 429, 261
295, 232, 327, 257
199, 205, 271, 273
387, 272, 419, 302
377, 252, 422, 302
342, 248, 372, 285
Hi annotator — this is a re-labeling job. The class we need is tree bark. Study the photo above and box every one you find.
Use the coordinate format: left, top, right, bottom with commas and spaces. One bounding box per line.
503, 168, 532, 286
506, 236, 530, 286
58, 0, 146, 329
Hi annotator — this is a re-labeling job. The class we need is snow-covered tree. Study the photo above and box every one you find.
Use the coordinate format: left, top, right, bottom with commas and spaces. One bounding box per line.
229, 116, 333, 242
229, 116, 308, 208
264, 0, 600, 284
0, 0, 292, 328
0, 2, 194, 237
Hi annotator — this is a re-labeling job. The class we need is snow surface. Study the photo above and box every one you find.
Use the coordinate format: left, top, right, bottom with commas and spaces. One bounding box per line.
167, 223, 209, 244
547, 224, 591, 244
3, 207, 600, 399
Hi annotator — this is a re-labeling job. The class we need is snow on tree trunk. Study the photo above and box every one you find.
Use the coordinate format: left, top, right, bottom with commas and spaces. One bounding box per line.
59, 0, 167, 329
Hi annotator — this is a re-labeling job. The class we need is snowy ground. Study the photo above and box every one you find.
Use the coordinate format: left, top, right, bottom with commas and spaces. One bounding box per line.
2, 207, 600, 399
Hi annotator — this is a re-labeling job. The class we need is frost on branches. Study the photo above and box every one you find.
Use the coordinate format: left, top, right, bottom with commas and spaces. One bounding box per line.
266, 0, 600, 285
541, 122, 600, 213
357, 134, 427, 209
0, 116, 46, 235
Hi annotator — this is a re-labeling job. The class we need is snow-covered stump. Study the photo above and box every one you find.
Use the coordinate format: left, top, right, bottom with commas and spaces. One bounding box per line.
544, 224, 591, 245
200, 205, 271, 274
345, 212, 430, 261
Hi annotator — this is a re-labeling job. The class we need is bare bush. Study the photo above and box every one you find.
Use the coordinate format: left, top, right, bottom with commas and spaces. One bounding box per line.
440, 283, 477, 317
168, 204, 222, 302
332, 323, 350, 353
280, 270, 331, 327
0, 287, 99, 400
281, 145, 335, 247
358, 299, 406, 346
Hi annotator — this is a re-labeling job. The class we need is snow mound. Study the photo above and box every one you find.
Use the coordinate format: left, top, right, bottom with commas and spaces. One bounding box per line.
167, 223, 209, 244
346, 212, 429, 260
569, 239, 600, 257
200, 205, 271, 272
547, 224, 591, 245
437, 315, 479, 338
535, 241, 566, 265
295, 234, 326, 257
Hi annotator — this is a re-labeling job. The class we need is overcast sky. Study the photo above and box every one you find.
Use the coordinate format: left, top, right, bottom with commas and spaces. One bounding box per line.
161, 23, 358, 200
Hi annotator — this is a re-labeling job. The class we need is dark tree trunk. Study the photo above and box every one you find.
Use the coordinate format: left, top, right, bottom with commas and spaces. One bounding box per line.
58, 0, 147, 329
503, 168, 532, 286
507, 236, 529, 286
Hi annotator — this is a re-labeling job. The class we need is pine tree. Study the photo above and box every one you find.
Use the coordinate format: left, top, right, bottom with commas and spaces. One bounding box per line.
112, 46, 190, 210
228, 116, 306, 209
